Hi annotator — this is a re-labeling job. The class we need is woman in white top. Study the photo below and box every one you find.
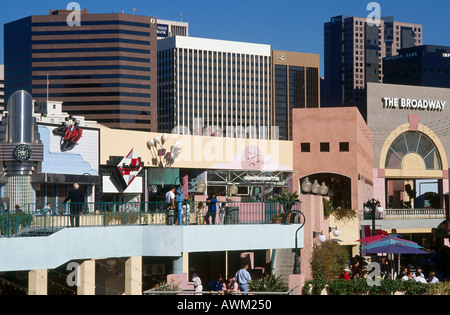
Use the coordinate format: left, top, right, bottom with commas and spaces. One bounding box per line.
191, 268, 203, 295
428, 271, 439, 284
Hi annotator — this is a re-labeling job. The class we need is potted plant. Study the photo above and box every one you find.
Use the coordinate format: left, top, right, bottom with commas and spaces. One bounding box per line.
272, 212, 283, 224
268, 190, 300, 223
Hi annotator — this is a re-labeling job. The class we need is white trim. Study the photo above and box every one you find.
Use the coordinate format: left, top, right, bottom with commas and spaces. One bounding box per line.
158, 36, 271, 56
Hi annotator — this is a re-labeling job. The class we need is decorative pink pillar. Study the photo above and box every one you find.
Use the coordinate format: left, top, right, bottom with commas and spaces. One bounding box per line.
183, 174, 189, 197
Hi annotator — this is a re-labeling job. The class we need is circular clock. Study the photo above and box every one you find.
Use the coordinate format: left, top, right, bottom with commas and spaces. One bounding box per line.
13, 144, 32, 162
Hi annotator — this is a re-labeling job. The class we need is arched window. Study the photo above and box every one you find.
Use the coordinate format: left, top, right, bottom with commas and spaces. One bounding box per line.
385, 131, 442, 170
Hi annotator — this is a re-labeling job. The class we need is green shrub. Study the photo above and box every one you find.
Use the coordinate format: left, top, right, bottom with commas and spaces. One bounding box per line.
249, 274, 287, 292
303, 278, 445, 295
0, 212, 33, 235
310, 240, 349, 281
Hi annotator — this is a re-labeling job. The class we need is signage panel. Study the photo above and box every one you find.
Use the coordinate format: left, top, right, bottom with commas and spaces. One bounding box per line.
114, 149, 143, 190
157, 24, 169, 37
382, 97, 446, 111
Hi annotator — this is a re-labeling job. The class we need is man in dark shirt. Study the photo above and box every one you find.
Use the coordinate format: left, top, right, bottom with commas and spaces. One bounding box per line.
63, 183, 85, 227
205, 193, 217, 225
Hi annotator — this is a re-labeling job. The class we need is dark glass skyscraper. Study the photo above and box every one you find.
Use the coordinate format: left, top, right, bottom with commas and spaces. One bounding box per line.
323, 15, 422, 120
4, 9, 157, 131
271, 51, 320, 140
383, 45, 450, 88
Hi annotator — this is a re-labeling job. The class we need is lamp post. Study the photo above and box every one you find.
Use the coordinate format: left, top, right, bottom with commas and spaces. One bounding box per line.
293, 208, 306, 274
364, 198, 384, 236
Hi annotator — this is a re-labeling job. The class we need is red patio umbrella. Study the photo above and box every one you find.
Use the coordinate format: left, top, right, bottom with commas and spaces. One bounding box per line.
357, 234, 387, 243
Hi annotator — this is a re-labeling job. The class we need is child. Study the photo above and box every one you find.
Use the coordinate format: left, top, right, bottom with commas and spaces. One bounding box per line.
218, 202, 226, 224
196, 202, 204, 225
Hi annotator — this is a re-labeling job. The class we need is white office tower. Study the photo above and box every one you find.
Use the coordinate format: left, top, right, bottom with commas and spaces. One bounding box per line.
158, 36, 272, 139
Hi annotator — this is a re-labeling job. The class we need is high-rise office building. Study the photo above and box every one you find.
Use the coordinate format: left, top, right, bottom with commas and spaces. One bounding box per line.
4, 9, 157, 131
271, 50, 320, 140
0, 65, 4, 112
383, 17, 423, 57
383, 45, 450, 88
158, 36, 271, 139
157, 19, 188, 39
323, 15, 422, 120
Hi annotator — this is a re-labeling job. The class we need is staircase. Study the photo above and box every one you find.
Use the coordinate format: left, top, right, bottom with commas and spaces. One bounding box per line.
272, 249, 296, 285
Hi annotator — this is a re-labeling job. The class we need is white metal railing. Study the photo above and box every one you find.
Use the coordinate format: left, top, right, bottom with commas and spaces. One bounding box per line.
359, 208, 446, 220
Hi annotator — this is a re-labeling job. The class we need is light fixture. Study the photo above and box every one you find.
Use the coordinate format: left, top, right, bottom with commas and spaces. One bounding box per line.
106, 258, 117, 268
365, 198, 384, 236
313, 231, 327, 243
301, 177, 312, 193
311, 180, 321, 194
196, 178, 206, 194
376, 205, 384, 214
319, 182, 329, 196
329, 226, 340, 237
229, 183, 238, 195
148, 135, 181, 167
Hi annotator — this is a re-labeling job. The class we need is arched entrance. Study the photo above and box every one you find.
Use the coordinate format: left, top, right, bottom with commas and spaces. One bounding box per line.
300, 173, 352, 209
380, 124, 448, 210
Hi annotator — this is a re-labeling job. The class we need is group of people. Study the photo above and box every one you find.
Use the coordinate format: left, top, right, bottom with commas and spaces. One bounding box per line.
165, 187, 227, 225
191, 263, 252, 295
399, 266, 440, 284
342, 255, 369, 280
341, 255, 441, 285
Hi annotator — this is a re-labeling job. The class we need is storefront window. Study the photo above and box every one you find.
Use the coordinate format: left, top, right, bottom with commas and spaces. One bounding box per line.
386, 179, 441, 209
35, 183, 45, 205
46, 184, 57, 205
58, 184, 67, 202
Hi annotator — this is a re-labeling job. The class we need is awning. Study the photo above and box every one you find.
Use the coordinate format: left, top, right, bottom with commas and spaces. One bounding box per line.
206, 169, 297, 186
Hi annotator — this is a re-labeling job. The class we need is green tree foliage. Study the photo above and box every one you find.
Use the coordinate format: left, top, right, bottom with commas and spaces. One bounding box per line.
310, 240, 349, 281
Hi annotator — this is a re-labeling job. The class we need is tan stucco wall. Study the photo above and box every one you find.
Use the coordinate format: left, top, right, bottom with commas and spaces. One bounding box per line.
99, 126, 293, 171
291, 107, 373, 211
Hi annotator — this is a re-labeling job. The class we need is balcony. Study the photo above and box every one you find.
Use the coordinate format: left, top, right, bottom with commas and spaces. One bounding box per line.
0, 201, 305, 273
0, 201, 304, 238
359, 208, 446, 231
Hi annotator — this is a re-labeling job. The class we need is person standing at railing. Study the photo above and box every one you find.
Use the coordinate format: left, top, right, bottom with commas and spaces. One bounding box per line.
42, 203, 52, 216
222, 275, 238, 295
196, 202, 205, 225
165, 186, 176, 225
175, 188, 183, 225
218, 202, 226, 224
182, 200, 191, 225
63, 183, 85, 228
205, 193, 217, 225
